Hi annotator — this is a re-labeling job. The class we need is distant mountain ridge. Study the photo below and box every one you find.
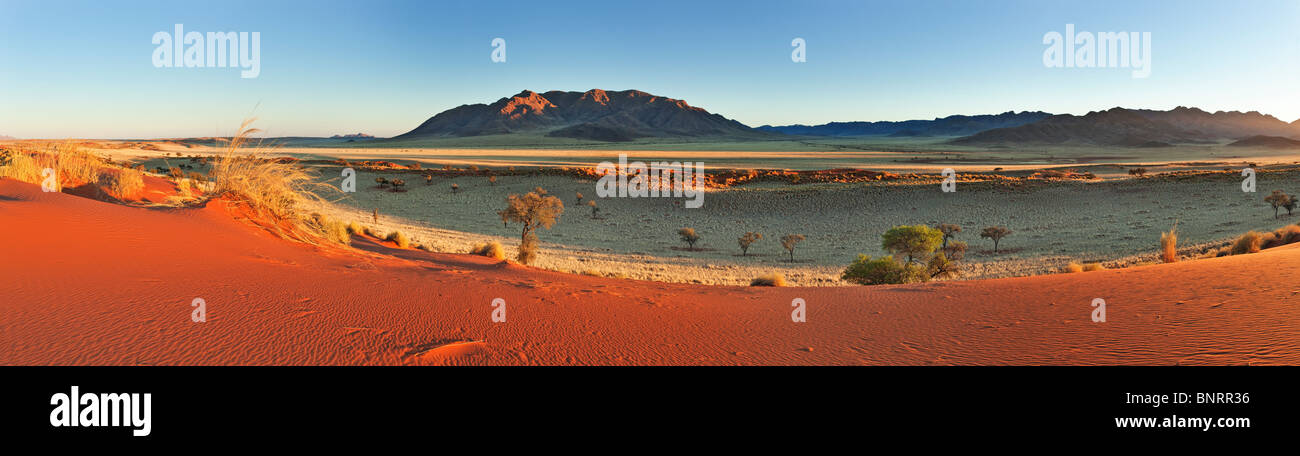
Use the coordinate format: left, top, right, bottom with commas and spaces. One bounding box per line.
397, 89, 761, 141
756, 111, 1052, 137
331, 133, 375, 139
1228, 135, 1300, 149
954, 107, 1300, 147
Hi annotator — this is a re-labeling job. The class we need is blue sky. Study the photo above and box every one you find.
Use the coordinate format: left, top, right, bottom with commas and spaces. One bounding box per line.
1, 0, 1297, 138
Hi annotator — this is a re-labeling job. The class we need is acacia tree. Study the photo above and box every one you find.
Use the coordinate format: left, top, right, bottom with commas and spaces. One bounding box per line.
935, 223, 961, 248
980, 226, 1013, 253
1265, 190, 1293, 219
881, 225, 942, 264
497, 189, 564, 264
738, 232, 763, 256
678, 228, 700, 250
780, 234, 805, 262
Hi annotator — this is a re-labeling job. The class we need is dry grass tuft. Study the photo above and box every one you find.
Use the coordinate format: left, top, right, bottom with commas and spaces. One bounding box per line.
468, 241, 506, 260
308, 213, 351, 246
199, 119, 343, 245
385, 230, 411, 248
96, 167, 144, 200
1230, 231, 1262, 255
750, 273, 787, 286
1159, 222, 1178, 263
346, 221, 365, 235
207, 119, 322, 219
55, 144, 104, 187
1263, 225, 1300, 249
0, 148, 49, 184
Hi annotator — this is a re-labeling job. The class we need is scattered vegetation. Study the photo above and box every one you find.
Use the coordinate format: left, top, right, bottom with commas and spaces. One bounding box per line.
842, 225, 961, 285
498, 188, 564, 264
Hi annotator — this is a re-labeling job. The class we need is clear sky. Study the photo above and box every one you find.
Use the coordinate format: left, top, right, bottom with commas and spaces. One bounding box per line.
1, 0, 1298, 138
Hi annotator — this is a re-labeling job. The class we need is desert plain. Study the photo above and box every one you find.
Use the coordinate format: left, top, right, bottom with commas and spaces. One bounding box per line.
4, 138, 1300, 365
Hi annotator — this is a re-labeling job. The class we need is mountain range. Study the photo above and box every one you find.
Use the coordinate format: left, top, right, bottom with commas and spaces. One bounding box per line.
331, 133, 375, 139
397, 89, 762, 141
395, 89, 1300, 147
756, 111, 1051, 137
953, 107, 1300, 147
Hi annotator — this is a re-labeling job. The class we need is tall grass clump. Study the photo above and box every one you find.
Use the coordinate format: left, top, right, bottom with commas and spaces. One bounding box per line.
750, 273, 787, 287
346, 221, 365, 235
204, 119, 340, 245
468, 241, 506, 260
54, 144, 104, 186
207, 119, 322, 219
1159, 221, 1178, 263
307, 213, 351, 246
0, 148, 48, 184
385, 230, 411, 248
1230, 231, 1262, 255
97, 167, 145, 200
1262, 225, 1300, 249
1, 143, 103, 190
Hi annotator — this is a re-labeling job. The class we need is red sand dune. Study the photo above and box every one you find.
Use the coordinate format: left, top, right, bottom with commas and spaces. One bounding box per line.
2, 177, 1298, 365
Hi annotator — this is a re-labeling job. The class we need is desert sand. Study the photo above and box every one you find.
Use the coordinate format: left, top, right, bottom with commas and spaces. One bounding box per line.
3, 177, 1298, 366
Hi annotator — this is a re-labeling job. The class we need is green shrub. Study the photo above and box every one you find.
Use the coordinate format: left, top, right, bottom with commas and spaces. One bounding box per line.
841, 254, 927, 285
